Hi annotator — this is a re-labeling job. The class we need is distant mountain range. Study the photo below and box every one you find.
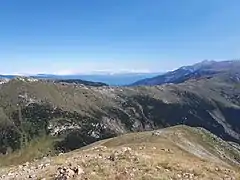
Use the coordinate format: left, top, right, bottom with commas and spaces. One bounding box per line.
54, 79, 108, 87
33, 73, 162, 86
1, 59, 240, 166
132, 60, 240, 86
0, 72, 162, 86
0, 75, 16, 79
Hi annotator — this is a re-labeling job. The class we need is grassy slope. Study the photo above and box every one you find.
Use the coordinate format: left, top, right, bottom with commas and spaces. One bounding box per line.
0, 76, 240, 156
0, 136, 56, 167
0, 126, 239, 180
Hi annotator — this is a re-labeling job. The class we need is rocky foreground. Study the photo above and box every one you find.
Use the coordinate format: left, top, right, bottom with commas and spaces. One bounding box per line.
0, 126, 239, 180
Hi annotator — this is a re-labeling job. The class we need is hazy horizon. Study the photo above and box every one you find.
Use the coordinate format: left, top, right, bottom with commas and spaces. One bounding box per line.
0, 0, 239, 74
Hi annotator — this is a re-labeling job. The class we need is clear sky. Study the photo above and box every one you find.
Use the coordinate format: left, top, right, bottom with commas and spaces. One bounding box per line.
0, 0, 239, 74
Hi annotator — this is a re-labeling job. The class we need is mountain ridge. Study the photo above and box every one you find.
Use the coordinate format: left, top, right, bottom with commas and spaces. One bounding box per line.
0, 72, 163, 86
131, 60, 240, 86
0, 126, 239, 179
0, 60, 240, 166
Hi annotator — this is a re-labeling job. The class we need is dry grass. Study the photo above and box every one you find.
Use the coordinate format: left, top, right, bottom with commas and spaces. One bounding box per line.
0, 126, 240, 180
0, 136, 55, 167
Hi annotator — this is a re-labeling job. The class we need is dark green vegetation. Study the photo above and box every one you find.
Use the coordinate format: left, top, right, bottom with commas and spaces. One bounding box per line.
0, 61, 240, 165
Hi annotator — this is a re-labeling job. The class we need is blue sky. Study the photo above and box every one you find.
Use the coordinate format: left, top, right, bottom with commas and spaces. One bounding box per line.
0, 0, 239, 74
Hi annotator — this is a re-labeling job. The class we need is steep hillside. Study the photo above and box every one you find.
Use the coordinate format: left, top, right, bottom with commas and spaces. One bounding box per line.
0, 67, 240, 157
0, 126, 239, 180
